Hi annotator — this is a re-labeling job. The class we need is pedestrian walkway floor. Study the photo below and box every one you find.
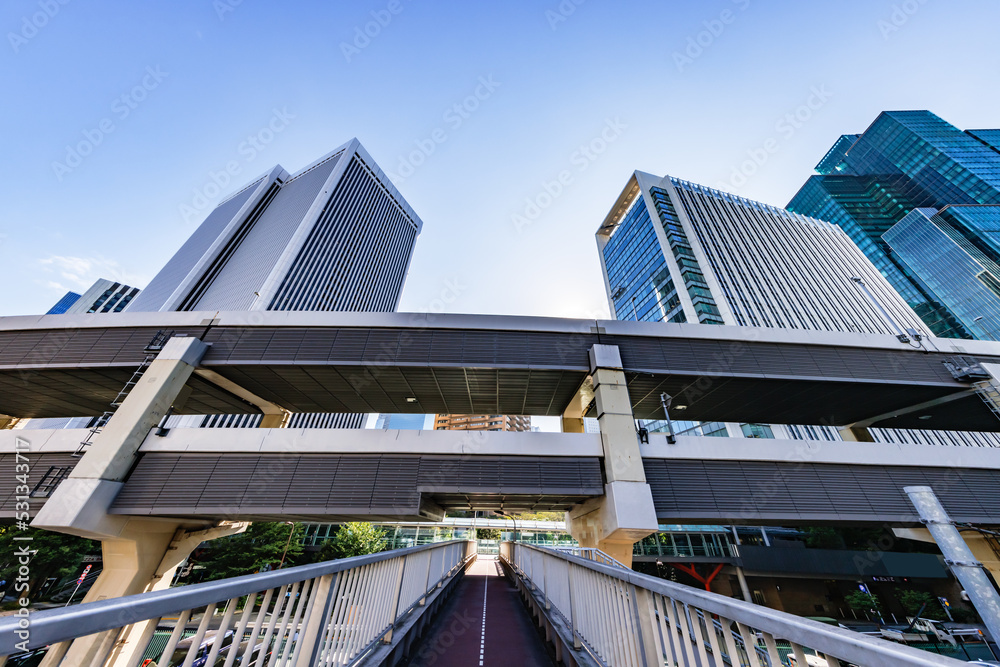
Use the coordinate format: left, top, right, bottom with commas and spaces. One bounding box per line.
402, 557, 555, 666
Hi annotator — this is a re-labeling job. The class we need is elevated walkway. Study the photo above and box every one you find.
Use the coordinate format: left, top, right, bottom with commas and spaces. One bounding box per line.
0, 541, 981, 667
5, 427, 1000, 525
3, 310, 1000, 430
402, 558, 554, 667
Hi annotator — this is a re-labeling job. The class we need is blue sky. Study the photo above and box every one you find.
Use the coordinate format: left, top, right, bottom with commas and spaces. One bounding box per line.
2, 0, 999, 318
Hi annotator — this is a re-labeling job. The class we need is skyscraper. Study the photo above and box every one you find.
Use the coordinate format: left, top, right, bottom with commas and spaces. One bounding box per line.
596, 170, 1000, 447
598, 171, 926, 335
787, 110, 1000, 339
46, 291, 81, 314
129, 138, 421, 314
882, 206, 1000, 340
130, 138, 423, 429
62, 279, 140, 314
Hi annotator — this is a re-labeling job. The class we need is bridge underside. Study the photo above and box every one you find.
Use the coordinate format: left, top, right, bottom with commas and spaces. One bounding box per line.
2, 312, 1000, 430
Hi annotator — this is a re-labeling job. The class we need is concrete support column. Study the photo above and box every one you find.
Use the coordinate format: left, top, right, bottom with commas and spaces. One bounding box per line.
735, 566, 753, 603
904, 486, 1000, 652
31, 337, 247, 667
566, 345, 658, 568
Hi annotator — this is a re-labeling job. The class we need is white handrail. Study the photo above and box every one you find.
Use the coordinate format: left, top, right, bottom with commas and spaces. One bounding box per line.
0, 540, 476, 667
501, 542, 969, 667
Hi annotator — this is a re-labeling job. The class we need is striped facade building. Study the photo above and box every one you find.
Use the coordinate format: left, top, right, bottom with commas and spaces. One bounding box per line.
130, 138, 422, 429
597, 171, 1000, 447
433, 414, 532, 432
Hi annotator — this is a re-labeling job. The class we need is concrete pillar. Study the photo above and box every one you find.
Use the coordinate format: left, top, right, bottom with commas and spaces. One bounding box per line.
31, 337, 247, 666
904, 486, 1000, 651
566, 345, 658, 568
735, 566, 753, 603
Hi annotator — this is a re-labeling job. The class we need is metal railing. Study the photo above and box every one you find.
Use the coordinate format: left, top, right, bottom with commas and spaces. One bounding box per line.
500, 542, 967, 667
552, 546, 629, 569
0, 540, 475, 667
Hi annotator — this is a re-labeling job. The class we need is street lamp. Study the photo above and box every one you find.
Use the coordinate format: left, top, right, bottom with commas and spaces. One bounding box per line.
973, 316, 999, 342
277, 521, 295, 569
611, 286, 640, 321
659, 392, 677, 444
497, 511, 518, 542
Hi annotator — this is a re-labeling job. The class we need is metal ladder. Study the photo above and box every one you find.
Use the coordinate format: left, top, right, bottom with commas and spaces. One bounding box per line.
73, 330, 172, 457
973, 380, 1000, 419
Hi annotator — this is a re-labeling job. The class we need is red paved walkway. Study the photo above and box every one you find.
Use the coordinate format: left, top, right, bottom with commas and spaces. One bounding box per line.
403, 557, 555, 667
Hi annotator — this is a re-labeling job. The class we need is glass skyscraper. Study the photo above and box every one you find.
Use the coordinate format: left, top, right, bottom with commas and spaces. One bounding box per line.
596, 170, 1000, 447
788, 110, 1000, 339
883, 206, 1000, 341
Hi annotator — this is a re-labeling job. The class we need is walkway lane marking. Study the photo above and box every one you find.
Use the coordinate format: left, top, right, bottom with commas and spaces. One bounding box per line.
480, 566, 489, 666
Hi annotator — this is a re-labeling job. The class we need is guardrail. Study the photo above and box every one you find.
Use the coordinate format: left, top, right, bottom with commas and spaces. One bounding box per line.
500, 542, 967, 667
0, 539, 476, 667
551, 546, 629, 569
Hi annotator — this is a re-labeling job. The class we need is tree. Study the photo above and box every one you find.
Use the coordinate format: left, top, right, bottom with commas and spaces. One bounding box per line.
0, 526, 97, 599
476, 528, 501, 540
844, 590, 882, 613
801, 527, 842, 549
897, 589, 946, 620
318, 523, 387, 561
197, 522, 303, 581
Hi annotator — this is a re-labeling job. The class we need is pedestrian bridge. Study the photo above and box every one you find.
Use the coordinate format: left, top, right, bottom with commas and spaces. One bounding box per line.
6, 426, 1000, 526
0, 540, 970, 666
3, 310, 1000, 430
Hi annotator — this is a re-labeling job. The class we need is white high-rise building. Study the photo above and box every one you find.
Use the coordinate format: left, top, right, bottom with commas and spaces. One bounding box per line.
130, 138, 423, 429
596, 171, 999, 447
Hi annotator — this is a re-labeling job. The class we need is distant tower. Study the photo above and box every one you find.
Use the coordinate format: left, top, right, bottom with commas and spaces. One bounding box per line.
47, 279, 139, 315
433, 415, 531, 432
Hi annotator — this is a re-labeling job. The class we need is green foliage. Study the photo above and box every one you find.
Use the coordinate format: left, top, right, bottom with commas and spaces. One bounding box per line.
950, 606, 979, 623
844, 590, 882, 612
198, 522, 302, 581
476, 528, 501, 540
896, 589, 946, 620
508, 511, 563, 522
0, 526, 97, 596
801, 527, 842, 549
318, 523, 387, 561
